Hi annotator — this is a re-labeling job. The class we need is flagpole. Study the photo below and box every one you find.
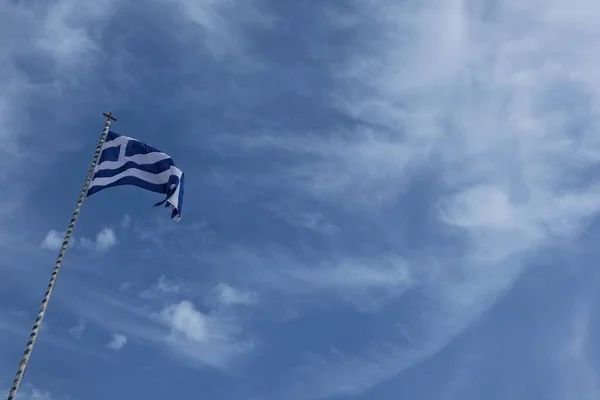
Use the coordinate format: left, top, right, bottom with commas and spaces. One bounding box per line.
6, 112, 117, 400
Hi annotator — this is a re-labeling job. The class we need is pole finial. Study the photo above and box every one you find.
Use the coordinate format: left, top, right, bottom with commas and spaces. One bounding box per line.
103, 112, 117, 122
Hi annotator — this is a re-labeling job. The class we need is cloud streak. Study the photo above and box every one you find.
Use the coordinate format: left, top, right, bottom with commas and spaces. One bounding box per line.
201, 0, 600, 397
0, 386, 53, 400
66, 287, 254, 371
173, 0, 276, 65
141, 275, 181, 299
68, 319, 86, 340
556, 294, 600, 400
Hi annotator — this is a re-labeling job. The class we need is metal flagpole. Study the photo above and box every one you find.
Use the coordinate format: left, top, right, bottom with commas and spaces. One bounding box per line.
6, 112, 117, 400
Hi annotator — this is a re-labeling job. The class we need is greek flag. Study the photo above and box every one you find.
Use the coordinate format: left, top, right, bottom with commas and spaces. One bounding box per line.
87, 131, 185, 221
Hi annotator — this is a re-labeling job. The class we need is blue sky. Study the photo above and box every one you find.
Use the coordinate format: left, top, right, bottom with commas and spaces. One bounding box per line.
2, 0, 600, 399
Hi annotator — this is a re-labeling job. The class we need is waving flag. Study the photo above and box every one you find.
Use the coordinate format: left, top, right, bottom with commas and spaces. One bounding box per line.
87, 131, 185, 221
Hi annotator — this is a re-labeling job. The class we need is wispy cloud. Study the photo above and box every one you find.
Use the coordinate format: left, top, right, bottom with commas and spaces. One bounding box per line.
41, 227, 118, 252
174, 0, 276, 61
205, 247, 413, 311
0, 385, 53, 400
556, 294, 600, 400
107, 333, 128, 351
263, 203, 339, 235
40, 230, 68, 251
0, 308, 102, 359
79, 228, 118, 252
157, 300, 254, 369
209, 283, 258, 307
68, 288, 254, 371
141, 275, 181, 299
201, 0, 600, 398
121, 214, 132, 229
68, 318, 86, 340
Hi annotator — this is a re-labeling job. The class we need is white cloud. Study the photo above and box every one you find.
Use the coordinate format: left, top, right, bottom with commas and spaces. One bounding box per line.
79, 228, 117, 251
40, 229, 77, 251
555, 295, 600, 400
211, 132, 423, 209
156, 276, 180, 294
78, 238, 94, 250
141, 275, 181, 298
160, 301, 209, 342
27, 390, 52, 400
40, 230, 64, 251
95, 228, 117, 250
118, 281, 134, 292
209, 248, 413, 311
68, 318, 85, 339
174, 0, 276, 61
263, 203, 339, 234
25, 389, 52, 400
0, 385, 52, 400
121, 214, 132, 229
156, 300, 254, 369
66, 290, 254, 371
212, 283, 258, 306
107, 333, 127, 351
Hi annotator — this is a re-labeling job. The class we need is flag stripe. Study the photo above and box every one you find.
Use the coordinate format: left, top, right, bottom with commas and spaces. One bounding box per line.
96, 150, 172, 171
89, 165, 182, 190
87, 175, 171, 197
94, 158, 175, 179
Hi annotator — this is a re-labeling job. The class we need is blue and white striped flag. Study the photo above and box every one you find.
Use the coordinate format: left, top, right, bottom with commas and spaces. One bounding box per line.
87, 131, 185, 221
